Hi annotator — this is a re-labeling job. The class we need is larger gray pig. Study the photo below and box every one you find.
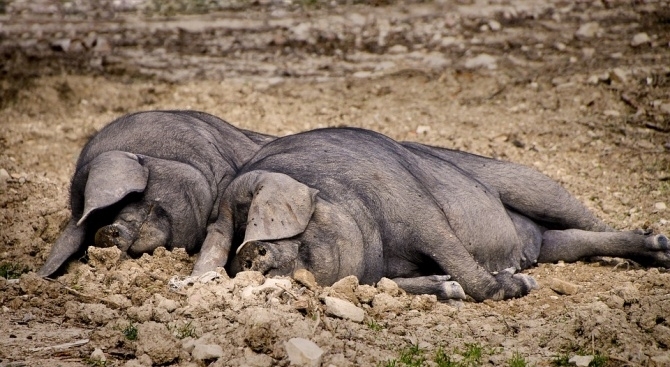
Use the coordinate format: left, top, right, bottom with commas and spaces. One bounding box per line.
192, 127, 669, 301
38, 110, 274, 277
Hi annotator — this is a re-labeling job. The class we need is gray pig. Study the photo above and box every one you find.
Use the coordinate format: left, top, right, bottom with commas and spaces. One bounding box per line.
192, 127, 669, 301
38, 110, 274, 277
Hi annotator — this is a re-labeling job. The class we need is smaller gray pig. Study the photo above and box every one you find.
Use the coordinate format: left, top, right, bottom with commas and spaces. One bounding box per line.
38, 110, 273, 277
192, 127, 669, 301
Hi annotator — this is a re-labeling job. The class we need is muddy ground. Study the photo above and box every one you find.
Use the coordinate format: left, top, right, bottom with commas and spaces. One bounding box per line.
1, 0, 670, 366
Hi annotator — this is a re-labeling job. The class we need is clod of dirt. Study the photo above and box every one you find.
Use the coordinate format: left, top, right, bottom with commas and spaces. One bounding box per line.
328, 275, 360, 304
548, 277, 580, 295
88, 246, 122, 270
243, 307, 282, 354
65, 301, 119, 325
355, 284, 378, 304
375, 277, 402, 296
372, 293, 406, 314
409, 294, 437, 311
293, 268, 318, 291
191, 343, 224, 361
135, 321, 180, 365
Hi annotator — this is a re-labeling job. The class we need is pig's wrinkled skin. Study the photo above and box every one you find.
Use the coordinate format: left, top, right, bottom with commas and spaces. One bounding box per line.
38, 110, 274, 277
192, 127, 669, 302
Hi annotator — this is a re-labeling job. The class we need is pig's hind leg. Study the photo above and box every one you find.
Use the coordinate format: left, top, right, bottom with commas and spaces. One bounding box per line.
392, 275, 467, 300
538, 229, 669, 268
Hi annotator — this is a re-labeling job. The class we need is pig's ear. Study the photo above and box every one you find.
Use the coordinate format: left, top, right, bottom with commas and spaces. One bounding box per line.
77, 151, 149, 226
239, 172, 318, 251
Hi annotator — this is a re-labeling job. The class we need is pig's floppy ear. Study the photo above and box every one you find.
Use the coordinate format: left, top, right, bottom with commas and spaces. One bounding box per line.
77, 151, 149, 226
238, 172, 319, 253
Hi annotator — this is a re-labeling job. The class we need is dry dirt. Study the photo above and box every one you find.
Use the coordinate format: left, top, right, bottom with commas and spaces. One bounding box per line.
1, 0, 670, 366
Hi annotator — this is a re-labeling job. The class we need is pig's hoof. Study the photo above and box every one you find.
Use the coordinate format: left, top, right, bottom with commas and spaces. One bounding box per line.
439, 281, 466, 300
645, 234, 669, 251
512, 273, 539, 290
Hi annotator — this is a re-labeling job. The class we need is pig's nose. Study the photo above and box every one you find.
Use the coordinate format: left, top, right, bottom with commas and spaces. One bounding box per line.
95, 223, 134, 252
237, 241, 271, 273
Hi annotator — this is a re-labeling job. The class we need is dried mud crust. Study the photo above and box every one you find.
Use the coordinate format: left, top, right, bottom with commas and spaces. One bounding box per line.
1, 0, 670, 366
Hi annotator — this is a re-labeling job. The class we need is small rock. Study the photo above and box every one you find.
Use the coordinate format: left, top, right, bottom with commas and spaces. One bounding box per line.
191, 343, 224, 361
488, 20, 501, 31
324, 296, 365, 323
548, 278, 579, 295
422, 52, 450, 69
609, 68, 628, 84
376, 278, 401, 296
285, 338, 324, 367
575, 22, 600, 39
569, 355, 594, 366
603, 110, 620, 117
92, 37, 112, 53
464, 53, 497, 70
655, 202, 667, 211
441, 36, 460, 47
416, 125, 431, 135
90, 348, 106, 362
294, 269, 318, 290
51, 38, 72, 52
586, 75, 600, 85
388, 44, 408, 54
659, 103, 670, 115
353, 71, 372, 79
581, 47, 595, 59
631, 32, 651, 47
0, 168, 9, 186
554, 42, 566, 51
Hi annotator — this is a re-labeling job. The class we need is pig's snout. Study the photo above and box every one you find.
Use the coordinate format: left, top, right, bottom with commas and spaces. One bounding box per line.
236, 241, 274, 274
95, 223, 134, 252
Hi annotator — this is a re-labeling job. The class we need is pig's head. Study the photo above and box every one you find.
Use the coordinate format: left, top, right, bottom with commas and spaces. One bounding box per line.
193, 171, 365, 286
38, 150, 213, 276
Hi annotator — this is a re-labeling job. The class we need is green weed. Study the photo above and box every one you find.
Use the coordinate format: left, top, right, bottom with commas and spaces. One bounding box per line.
175, 320, 197, 339
367, 319, 384, 331
508, 351, 529, 367
122, 322, 138, 341
589, 354, 609, 367
398, 344, 426, 367
0, 262, 29, 279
